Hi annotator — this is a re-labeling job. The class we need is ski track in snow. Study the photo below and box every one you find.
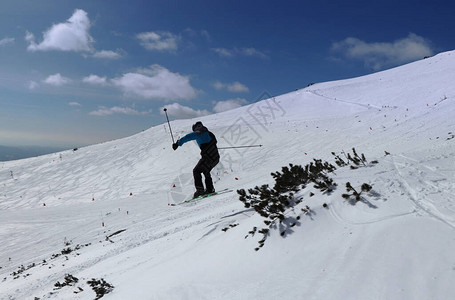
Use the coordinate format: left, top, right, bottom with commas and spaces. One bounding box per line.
1, 191, 242, 300
391, 153, 455, 229
307, 89, 383, 110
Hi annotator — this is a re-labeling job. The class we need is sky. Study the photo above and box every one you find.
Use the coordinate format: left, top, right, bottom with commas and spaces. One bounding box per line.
0, 0, 454, 148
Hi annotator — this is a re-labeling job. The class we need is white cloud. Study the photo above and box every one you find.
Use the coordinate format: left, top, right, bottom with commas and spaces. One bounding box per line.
92, 50, 122, 59
213, 81, 249, 93
43, 73, 71, 86
332, 33, 433, 70
83, 74, 108, 86
199, 30, 210, 41
111, 65, 196, 101
211, 47, 268, 59
137, 31, 179, 52
28, 81, 39, 90
160, 103, 210, 119
68, 102, 82, 107
239, 47, 268, 59
89, 106, 152, 116
213, 98, 248, 113
0, 37, 14, 47
211, 48, 234, 57
213, 82, 224, 90
184, 28, 211, 42
26, 9, 94, 52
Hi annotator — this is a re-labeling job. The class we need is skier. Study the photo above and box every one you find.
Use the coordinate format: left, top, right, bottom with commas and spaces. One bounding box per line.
172, 121, 220, 198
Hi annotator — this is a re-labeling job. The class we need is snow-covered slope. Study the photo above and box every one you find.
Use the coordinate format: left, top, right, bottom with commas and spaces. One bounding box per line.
1, 50, 455, 300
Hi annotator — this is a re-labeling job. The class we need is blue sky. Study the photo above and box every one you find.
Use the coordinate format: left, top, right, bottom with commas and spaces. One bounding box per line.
0, 0, 453, 148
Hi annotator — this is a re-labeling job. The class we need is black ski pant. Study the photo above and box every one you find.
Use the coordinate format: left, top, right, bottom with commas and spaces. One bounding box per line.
193, 157, 219, 192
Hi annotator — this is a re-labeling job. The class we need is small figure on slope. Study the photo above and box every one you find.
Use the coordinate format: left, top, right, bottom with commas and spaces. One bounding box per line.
173, 121, 220, 198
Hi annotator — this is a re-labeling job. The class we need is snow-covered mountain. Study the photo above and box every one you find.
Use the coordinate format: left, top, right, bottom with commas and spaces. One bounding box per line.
1, 50, 455, 300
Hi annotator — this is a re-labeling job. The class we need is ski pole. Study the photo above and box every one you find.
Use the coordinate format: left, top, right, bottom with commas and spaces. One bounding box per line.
218, 144, 263, 150
163, 108, 175, 143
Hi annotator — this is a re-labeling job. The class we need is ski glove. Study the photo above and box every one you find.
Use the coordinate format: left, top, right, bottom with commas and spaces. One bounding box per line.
172, 142, 179, 151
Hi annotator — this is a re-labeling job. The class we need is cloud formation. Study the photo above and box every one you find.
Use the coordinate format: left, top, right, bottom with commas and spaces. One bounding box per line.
211, 48, 233, 57
211, 47, 268, 59
213, 98, 248, 113
137, 31, 179, 52
83, 74, 108, 85
0, 37, 14, 47
160, 103, 210, 119
183, 28, 211, 41
26, 9, 94, 52
213, 81, 249, 93
89, 106, 152, 116
332, 33, 433, 70
111, 65, 196, 101
28, 81, 39, 90
43, 73, 71, 86
92, 50, 122, 59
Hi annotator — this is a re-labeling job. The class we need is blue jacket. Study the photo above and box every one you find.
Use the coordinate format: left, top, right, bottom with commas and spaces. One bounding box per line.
178, 131, 213, 148
178, 130, 220, 162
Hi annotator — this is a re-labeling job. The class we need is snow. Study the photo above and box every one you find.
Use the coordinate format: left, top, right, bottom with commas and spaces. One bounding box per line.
1, 50, 455, 299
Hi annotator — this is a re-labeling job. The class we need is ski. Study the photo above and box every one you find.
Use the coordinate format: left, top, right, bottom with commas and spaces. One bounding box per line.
170, 188, 233, 206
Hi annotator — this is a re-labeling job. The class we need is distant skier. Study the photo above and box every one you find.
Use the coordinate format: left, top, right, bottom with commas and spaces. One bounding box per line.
173, 121, 220, 198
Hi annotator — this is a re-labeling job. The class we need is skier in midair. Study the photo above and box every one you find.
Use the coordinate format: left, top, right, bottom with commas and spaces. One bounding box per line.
173, 121, 220, 198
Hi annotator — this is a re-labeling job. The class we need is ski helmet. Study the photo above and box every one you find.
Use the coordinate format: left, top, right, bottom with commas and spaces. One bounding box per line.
192, 121, 204, 133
